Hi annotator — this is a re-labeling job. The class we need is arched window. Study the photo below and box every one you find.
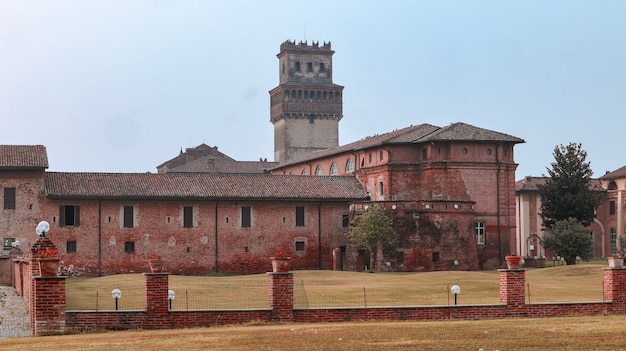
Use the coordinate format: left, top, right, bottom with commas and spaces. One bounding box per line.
315, 167, 323, 176
608, 181, 618, 190
346, 159, 354, 173
301, 169, 308, 175
330, 163, 338, 176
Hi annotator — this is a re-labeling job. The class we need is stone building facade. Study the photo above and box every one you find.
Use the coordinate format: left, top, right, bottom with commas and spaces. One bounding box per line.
516, 168, 626, 261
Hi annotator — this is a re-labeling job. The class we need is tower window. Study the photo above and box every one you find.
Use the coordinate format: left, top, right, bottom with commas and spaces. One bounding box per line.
610, 200, 616, 215
307, 62, 313, 72
295, 61, 300, 72
309, 114, 315, 124
320, 63, 325, 72
379, 181, 384, 195
315, 167, 323, 176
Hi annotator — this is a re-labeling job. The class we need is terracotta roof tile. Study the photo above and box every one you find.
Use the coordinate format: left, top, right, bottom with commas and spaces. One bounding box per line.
45, 172, 369, 201
0, 145, 48, 169
516, 176, 605, 192
275, 122, 524, 168
168, 157, 278, 174
599, 165, 626, 180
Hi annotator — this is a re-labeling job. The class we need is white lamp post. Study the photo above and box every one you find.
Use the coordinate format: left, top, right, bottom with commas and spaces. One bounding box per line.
450, 285, 461, 305
36, 221, 50, 238
168, 289, 176, 310
112, 289, 122, 310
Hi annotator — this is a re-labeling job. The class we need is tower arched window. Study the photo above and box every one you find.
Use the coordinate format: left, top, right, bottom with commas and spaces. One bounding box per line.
346, 159, 354, 173
301, 169, 308, 175
330, 163, 338, 176
315, 167, 323, 176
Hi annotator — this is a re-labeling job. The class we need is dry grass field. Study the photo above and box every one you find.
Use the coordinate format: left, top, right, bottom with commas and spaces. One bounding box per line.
4, 316, 626, 350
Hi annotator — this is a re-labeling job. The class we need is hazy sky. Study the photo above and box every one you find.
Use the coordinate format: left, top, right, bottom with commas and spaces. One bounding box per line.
1, 1, 624, 179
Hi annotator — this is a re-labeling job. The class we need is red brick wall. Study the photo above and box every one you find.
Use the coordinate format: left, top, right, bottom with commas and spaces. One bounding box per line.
35, 199, 350, 276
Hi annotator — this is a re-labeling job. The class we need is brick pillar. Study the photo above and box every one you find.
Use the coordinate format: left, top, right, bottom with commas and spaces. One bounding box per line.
29, 237, 63, 335
144, 273, 170, 328
31, 276, 66, 335
268, 272, 294, 322
499, 269, 526, 310
603, 268, 626, 313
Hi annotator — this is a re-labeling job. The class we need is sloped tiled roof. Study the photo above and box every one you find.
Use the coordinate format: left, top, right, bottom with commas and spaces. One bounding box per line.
168, 157, 278, 174
275, 122, 524, 168
599, 165, 626, 180
516, 176, 605, 192
45, 172, 369, 201
0, 145, 48, 169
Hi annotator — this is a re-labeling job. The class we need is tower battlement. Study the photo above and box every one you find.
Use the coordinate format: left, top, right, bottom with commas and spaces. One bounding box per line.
280, 40, 333, 53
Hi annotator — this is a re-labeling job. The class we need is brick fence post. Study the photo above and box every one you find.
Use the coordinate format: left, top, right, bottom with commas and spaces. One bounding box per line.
29, 237, 66, 335
144, 272, 170, 328
268, 272, 294, 322
603, 267, 626, 313
499, 268, 526, 314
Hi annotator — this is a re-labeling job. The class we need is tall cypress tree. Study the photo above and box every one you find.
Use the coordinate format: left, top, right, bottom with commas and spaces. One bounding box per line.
538, 142, 598, 228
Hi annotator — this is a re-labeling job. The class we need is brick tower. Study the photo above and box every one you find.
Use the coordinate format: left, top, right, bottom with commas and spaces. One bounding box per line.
269, 40, 344, 164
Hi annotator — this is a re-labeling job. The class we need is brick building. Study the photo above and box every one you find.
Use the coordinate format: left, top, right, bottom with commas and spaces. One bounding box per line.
1, 40, 527, 279
516, 168, 626, 261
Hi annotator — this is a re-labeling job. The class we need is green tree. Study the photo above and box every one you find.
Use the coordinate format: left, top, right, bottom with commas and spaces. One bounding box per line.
538, 142, 598, 228
541, 217, 593, 265
346, 206, 398, 270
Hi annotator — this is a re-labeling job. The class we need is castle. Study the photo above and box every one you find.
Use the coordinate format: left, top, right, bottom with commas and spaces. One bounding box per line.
1, 40, 526, 281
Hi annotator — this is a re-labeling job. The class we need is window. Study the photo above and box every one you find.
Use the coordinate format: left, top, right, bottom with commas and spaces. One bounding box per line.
369, 153, 372, 163
183, 206, 193, 228
611, 228, 617, 240
379, 181, 384, 195
589, 231, 594, 240
295, 241, 305, 251
3, 187, 15, 209
294, 61, 300, 72
379, 151, 384, 161
315, 167, 323, 176
475, 222, 485, 245
295, 206, 305, 227
124, 241, 135, 254
319, 63, 325, 72
123, 205, 134, 228
241, 206, 251, 227
307, 62, 313, 72
610, 200, 616, 215
461, 147, 468, 155
330, 163, 338, 176
345, 159, 354, 173
342, 215, 349, 228
422, 148, 427, 160
309, 114, 315, 124
66, 240, 77, 254
60, 205, 80, 227
301, 169, 308, 175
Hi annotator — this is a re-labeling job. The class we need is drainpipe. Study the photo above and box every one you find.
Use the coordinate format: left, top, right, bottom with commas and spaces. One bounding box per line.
496, 144, 502, 267
98, 199, 102, 277
214, 200, 219, 273
318, 202, 322, 269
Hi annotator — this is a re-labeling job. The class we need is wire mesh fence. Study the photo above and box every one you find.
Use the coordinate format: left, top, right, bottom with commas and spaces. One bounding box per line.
168, 275, 269, 310
65, 270, 606, 311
